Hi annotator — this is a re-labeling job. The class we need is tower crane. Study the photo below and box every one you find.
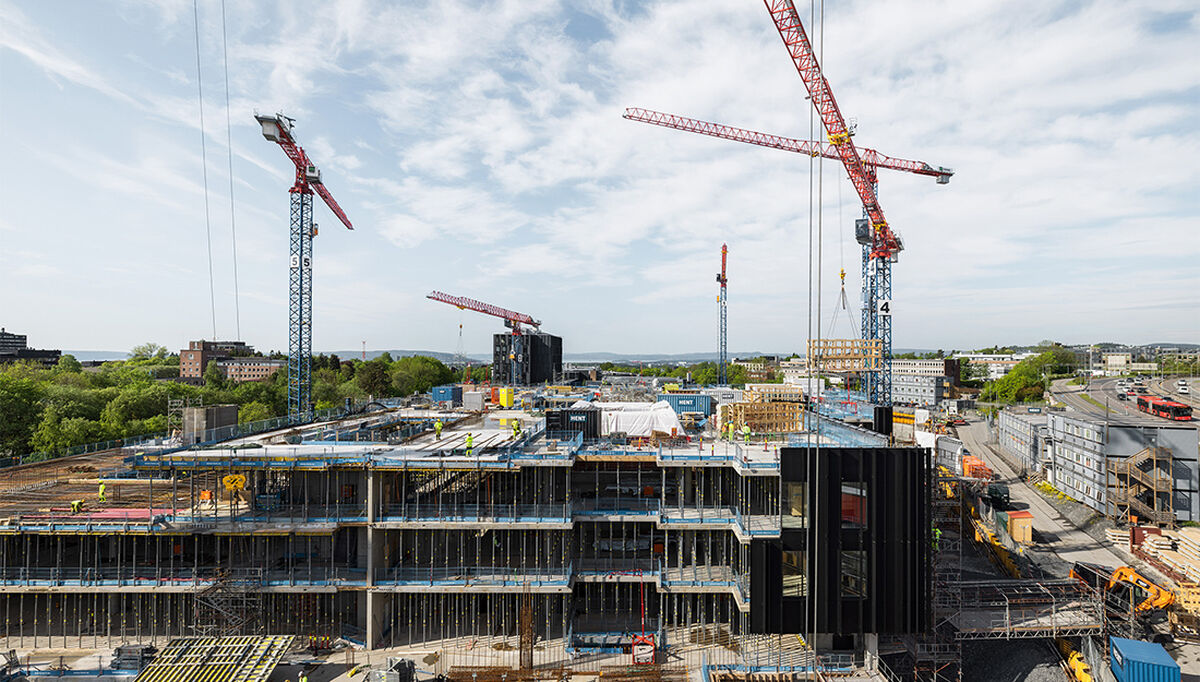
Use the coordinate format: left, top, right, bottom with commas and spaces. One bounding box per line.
426, 291, 542, 386
255, 113, 354, 423
717, 244, 728, 385
623, 1, 952, 405
625, 107, 952, 403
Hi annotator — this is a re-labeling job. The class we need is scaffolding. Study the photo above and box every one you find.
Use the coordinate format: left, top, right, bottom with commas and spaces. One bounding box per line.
910, 471, 963, 682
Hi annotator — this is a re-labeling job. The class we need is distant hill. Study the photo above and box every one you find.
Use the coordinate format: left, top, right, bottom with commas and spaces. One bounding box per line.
62, 350, 131, 361
324, 349, 489, 363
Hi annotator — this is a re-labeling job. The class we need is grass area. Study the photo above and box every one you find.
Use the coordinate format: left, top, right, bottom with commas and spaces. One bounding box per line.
1079, 392, 1114, 412
1068, 377, 1086, 386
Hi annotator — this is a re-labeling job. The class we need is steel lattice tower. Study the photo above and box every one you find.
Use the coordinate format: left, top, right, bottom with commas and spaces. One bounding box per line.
718, 244, 728, 385
256, 113, 354, 425
288, 190, 314, 422
859, 231, 893, 406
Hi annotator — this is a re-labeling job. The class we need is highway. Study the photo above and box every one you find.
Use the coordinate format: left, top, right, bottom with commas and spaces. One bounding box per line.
1048, 377, 1184, 425
955, 418, 1125, 573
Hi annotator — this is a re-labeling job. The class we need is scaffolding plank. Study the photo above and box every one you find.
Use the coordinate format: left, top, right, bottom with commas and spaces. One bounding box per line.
133, 635, 293, 682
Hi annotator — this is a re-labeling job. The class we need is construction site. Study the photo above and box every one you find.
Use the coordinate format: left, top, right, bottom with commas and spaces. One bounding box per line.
2, 1, 1196, 682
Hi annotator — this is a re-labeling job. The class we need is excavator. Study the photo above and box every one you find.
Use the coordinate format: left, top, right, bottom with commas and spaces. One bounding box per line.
1070, 561, 1176, 614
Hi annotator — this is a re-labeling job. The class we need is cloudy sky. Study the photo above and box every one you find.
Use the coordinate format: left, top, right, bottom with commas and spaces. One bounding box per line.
1, 0, 1197, 357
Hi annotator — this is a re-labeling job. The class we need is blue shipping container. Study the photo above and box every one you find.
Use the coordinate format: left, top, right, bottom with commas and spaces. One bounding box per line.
1109, 637, 1180, 682
432, 385, 463, 406
657, 393, 714, 416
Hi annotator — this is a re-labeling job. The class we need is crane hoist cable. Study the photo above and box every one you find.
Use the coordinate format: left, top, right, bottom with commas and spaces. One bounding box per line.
193, 0, 217, 339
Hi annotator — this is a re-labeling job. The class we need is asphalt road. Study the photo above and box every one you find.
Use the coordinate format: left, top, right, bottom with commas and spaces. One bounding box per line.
1049, 377, 1174, 425
956, 418, 1126, 573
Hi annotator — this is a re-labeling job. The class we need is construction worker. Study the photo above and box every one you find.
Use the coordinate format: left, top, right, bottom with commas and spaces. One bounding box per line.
512, 420, 522, 440
70, 499, 84, 514
434, 419, 443, 441
299, 672, 308, 682
97, 481, 107, 503
465, 432, 474, 457
932, 527, 943, 552
741, 424, 751, 442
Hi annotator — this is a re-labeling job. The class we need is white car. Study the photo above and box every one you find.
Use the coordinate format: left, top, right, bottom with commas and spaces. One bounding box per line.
1178, 379, 1189, 387
1181, 386, 1191, 395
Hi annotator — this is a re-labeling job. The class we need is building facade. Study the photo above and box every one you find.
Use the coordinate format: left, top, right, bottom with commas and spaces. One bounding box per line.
997, 409, 1049, 473
0, 328, 27, 354
0, 328, 60, 367
891, 358, 960, 384
180, 340, 257, 380
217, 357, 286, 382
1046, 414, 1200, 522
892, 374, 952, 407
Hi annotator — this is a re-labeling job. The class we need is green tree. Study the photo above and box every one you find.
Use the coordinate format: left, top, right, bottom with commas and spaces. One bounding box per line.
0, 375, 44, 455
391, 356, 455, 396
56, 354, 83, 373
203, 360, 225, 389
238, 401, 275, 424
130, 342, 168, 360
357, 360, 391, 396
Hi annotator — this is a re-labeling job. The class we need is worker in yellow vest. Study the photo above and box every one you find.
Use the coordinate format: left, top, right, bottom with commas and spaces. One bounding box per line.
741, 424, 751, 442
465, 433, 474, 456
97, 482, 107, 503
434, 419, 443, 441
512, 420, 522, 440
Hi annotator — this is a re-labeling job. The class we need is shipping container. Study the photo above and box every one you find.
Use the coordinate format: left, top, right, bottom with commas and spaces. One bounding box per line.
545, 408, 600, 441
1109, 636, 1180, 682
463, 391, 485, 411
432, 385, 463, 406
657, 393, 714, 416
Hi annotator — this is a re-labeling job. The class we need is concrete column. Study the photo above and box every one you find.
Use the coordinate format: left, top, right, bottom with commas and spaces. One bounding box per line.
864, 632, 879, 670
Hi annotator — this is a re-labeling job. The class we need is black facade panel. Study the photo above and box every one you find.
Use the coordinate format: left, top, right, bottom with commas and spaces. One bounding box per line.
545, 408, 600, 441
753, 446, 930, 637
872, 406, 893, 435
493, 332, 563, 385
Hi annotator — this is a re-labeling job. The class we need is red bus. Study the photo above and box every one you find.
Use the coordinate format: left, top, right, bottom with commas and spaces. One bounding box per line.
1136, 395, 1193, 421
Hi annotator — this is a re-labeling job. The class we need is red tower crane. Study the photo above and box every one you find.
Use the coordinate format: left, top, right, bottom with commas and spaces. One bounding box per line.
255, 113, 353, 423
624, 1, 953, 405
426, 291, 542, 385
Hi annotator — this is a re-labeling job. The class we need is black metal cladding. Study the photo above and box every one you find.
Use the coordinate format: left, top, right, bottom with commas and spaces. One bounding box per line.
545, 408, 600, 441
750, 446, 931, 636
492, 333, 563, 385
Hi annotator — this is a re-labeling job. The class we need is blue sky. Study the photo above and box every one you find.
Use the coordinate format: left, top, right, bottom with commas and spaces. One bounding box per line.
1, 0, 1198, 356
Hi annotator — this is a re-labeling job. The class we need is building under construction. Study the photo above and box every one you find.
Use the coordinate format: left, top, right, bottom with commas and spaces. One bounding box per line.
0, 402, 938, 675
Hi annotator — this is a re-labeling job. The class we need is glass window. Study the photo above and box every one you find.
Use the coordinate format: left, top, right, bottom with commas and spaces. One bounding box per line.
841, 550, 867, 598
783, 483, 807, 529
841, 482, 867, 529
782, 550, 807, 596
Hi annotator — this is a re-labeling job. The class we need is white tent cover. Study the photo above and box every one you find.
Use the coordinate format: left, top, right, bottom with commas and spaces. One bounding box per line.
569, 400, 686, 437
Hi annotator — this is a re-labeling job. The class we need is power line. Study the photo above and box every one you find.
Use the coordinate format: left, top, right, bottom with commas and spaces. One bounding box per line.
220, 0, 242, 340
193, 0, 217, 340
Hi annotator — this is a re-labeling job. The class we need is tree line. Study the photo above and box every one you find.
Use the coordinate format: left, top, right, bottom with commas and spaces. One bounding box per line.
0, 345, 470, 460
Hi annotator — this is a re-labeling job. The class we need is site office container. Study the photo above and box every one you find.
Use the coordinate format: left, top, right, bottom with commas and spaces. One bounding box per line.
432, 385, 463, 406
1109, 636, 1180, 682
657, 393, 714, 416
1007, 510, 1033, 544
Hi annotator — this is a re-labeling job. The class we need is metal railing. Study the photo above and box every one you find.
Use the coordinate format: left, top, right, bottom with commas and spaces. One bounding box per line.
373, 565, 570, 587
378, 503, 570, 522
0, 565, 365, 587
